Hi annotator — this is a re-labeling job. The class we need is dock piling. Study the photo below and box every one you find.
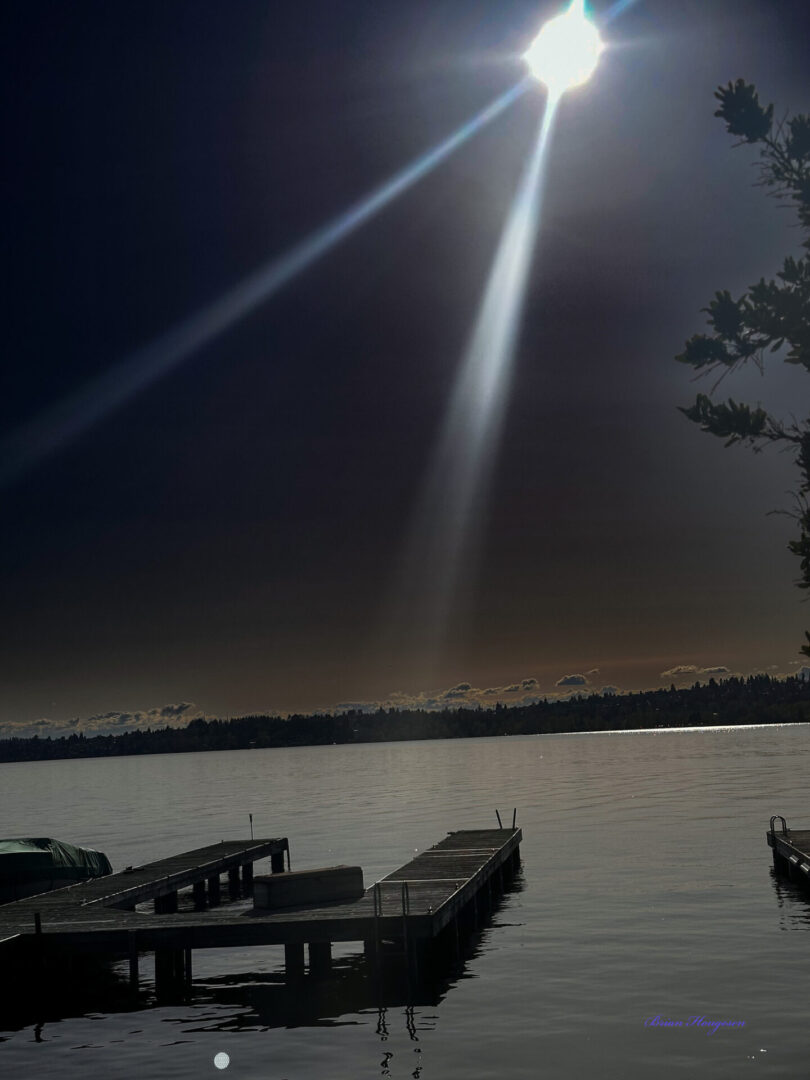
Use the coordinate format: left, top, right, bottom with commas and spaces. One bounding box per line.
207, 874, 221, 907
154, 890, 178, 914
241, 863, 254, 893
128, 931, 139, 991
308, 941, 332, 976
284, 942, 305, 980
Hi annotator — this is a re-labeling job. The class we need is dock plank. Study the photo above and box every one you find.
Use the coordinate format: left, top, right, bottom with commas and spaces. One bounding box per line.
0, 829, 521, 962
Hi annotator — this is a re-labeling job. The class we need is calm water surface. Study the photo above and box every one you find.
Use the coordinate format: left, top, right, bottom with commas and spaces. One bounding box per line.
2, 725, 810, 1078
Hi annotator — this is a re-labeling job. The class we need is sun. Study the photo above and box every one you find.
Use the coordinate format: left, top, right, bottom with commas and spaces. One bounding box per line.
523, 0, 604, 96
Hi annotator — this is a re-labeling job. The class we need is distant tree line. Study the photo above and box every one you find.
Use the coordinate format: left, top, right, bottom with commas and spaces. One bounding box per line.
0, 675, 808, 764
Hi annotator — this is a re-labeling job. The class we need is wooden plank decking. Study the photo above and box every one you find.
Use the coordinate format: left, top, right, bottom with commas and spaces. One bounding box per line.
0, 838, 288, 947
0, 829, 521, 959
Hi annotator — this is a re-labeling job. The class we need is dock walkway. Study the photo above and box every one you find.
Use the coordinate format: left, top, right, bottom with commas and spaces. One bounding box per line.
0, 838, 288, 940
0, 828, 521, 995
767, 817, 810, 885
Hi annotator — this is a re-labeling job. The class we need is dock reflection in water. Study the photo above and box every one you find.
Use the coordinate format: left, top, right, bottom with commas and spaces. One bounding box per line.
3, 864, 524, 1048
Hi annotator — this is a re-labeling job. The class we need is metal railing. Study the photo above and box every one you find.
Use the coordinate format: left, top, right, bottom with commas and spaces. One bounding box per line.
770, 815, 789, 836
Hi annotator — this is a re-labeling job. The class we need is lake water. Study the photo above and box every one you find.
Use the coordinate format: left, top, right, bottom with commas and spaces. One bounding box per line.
2, 725, 810, 1078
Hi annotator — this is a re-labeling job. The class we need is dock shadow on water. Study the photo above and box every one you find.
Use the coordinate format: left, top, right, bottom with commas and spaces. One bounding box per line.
1, 863, 524, 1040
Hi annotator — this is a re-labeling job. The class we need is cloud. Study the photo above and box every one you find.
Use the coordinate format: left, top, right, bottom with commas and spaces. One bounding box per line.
331, 676, 551, 714
556, 673, 588, 687
0, 702, 205, 740
660, 665, 699, 679
660, 664, 732, 681
441, 682, 473, 700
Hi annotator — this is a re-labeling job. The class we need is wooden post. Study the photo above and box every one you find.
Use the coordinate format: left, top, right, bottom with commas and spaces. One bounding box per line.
128, 932, 139, 992
154, 890, 178, 914
154, 950, 172, 998
408, 938, 429, 981
285, 942, 305, 980
308, 941, 332, 976
228, 867, 241, 899
33, 911, 46, 975
271, 852, 285, 873
208, 874, 221, 906
193, 880, 207, 910
155, 948, 188, 1000
241, 863, 254, 893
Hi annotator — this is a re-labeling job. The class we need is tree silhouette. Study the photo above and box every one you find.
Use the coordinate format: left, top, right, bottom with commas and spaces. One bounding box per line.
677, 80, 810, 656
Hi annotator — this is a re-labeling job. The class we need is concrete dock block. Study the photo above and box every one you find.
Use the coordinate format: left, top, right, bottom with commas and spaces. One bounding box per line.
253, 865, 364, 909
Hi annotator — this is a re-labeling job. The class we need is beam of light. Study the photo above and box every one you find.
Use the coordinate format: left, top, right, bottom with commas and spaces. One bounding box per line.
0, 82, 528, 489
603, 0, 641, 22
523, 0, 604, 95
383, 94, 561, 680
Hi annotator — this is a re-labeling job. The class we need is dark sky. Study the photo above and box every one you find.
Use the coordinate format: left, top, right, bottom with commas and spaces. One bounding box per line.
2, 0, 810, 733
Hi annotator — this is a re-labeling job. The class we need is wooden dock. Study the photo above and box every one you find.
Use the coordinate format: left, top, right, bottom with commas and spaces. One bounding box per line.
0, 828, 521, 999
767, 816, 810, 886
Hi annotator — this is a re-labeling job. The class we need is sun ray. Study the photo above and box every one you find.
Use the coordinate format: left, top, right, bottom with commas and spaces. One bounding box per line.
0, 82, 528, 488
383, 2, 607, 683
384, 95, 561, 681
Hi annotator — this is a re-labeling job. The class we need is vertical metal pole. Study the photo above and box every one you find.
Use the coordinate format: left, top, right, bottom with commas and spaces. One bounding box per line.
373, 882, 382, 965
401, 881, 410, 971
249, 813, 254, 840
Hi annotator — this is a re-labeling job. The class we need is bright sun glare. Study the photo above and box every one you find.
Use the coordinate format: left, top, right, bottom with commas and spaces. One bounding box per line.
523, 0, 604, 94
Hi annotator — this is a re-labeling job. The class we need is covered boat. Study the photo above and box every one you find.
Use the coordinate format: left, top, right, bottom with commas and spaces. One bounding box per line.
0, 838, 112, 904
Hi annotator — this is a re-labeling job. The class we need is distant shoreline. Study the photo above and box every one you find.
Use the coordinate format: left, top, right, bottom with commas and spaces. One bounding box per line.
1, 674, 807, 764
